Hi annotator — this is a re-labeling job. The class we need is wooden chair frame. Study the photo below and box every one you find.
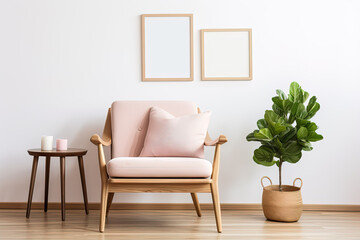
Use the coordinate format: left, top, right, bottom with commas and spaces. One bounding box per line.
90, 108, 227, 233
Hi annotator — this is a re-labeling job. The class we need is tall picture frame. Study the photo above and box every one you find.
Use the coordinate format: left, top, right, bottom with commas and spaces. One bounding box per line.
141, 14, 194, 81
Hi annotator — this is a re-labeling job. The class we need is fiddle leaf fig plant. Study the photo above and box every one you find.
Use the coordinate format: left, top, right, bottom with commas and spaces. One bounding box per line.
246, 82, 323, 191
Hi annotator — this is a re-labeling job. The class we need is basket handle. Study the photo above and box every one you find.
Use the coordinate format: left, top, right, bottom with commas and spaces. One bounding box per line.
261, 176, 272, 189
293, 178, 303, 189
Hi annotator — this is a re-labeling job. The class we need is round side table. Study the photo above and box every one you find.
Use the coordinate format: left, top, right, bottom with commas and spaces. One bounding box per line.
26, 148, 88, 221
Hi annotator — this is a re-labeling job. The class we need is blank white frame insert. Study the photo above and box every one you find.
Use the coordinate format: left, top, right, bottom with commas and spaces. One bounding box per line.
142, 14, 193, 81
201, 29, 252, 81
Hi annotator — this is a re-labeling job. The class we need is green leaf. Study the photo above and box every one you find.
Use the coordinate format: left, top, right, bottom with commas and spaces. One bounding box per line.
284, 99, 293, 113
288, 102, 299, 123
254, 128, 273, 141
306, 96, 317, 112
265, 110, 285, 124
306, 102, 320, 119
298, 140, 313, 151
246, 131, 259, 142
307, 132, 323, 142
246, 131, 272, 143
257, 119, 267, 129
307, 122, 318, 132
272, 104, 284, 116
272, 97, 284, 110
253, 146, 276, 166
305, 96, 320, 119
272, 97, 292, 116
272, 96, 285, 116
273, 123, 287, 134
296, 119, 310, 127
276, 89, 287, 100
283, 141, 303, 154
291, 102, 299, 114
289, 82, 301, 102
283, 152, 302, 163
302, 146, 313, 151
298, 139, 310, 146
297, 127, 308, 139
264, 110, 287, 135
289, 102, 307, 120
302, 90, 309, 103
264, 111, 277, 134
282, 141, 302, 163
280, 127, 297, 143
274, 138, 283, 148
296, 119, 318, 132
296, 103, 307, 119
298, 90, 304, 103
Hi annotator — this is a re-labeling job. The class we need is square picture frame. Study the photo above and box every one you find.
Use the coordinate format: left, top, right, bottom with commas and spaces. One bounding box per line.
201, 29, 252, 81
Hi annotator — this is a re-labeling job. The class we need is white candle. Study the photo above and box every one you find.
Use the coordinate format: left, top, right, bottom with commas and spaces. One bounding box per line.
41, 136, 53, 151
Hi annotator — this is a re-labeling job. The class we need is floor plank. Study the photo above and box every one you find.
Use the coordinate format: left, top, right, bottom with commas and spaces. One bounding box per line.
0, 209, 359, 239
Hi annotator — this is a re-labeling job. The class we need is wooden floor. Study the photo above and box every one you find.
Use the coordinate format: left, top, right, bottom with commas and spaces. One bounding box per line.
0, 209, 360, 239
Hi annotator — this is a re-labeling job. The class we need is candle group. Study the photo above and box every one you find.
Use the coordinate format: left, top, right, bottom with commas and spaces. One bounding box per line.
41, 136, 68, 151
41, 136, 53, 151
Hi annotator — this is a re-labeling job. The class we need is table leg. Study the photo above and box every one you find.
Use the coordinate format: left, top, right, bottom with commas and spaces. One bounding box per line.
44, 156, 51, 212
26, 156, 39, 218
77, 156, 89, 215
60, 156, 65, 221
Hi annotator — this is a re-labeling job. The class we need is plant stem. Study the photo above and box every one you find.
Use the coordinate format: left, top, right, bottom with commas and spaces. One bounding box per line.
279, 159, 283, 191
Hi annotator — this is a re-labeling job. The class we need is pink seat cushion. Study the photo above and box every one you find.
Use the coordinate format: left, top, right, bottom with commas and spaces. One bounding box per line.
139, 107, 211, 158
111, 101, 198, 158
107, 157, 212, 178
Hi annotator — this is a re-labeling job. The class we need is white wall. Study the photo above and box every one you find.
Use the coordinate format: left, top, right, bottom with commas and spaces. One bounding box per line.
1, 0, 359, 205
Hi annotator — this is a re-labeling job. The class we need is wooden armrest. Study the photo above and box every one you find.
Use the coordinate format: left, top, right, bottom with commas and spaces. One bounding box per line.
204, 134, 227, 146
90, 134, 111, 146
91, 108, 112, 147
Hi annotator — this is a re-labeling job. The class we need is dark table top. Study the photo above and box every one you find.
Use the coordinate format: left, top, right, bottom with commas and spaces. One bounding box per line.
27, 148, 87, 157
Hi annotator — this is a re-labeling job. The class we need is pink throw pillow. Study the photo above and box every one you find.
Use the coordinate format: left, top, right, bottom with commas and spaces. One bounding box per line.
139, 106, 211, 158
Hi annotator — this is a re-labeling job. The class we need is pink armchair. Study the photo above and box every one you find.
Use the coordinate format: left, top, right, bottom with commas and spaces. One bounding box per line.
90, 101, 227, 233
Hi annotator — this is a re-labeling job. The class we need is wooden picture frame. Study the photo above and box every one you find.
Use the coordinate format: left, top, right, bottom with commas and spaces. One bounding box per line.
201, 29, 252, 81
141, 14, 194, 81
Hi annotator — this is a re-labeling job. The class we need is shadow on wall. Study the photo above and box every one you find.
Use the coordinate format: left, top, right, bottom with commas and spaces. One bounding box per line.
65, 118, 106, 203
3, 117, 105, 203
5, 111, 239, 204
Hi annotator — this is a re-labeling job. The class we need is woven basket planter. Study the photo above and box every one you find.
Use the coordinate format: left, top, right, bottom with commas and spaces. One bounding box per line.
261, 176, 303, 222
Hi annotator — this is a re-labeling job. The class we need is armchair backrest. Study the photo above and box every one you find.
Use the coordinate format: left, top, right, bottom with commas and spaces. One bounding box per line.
111, 101, 197, 158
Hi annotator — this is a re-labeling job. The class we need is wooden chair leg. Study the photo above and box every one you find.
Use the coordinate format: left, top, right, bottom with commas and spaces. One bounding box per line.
190, 193, 202, 217
106, 192, 114, 217
99, 183, 109, 232
26, 156, 39, 218
44, 156, 50, 212
210, 183, 222, 233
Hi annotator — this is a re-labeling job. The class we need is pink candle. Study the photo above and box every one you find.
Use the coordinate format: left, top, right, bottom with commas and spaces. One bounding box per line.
56, 139, 68, 151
